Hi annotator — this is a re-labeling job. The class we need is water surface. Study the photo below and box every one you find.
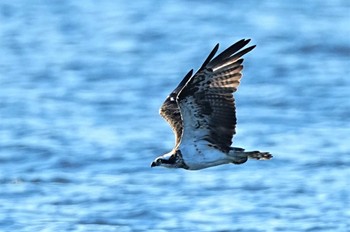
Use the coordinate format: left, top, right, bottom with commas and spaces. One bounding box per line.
0, 1, 349, 231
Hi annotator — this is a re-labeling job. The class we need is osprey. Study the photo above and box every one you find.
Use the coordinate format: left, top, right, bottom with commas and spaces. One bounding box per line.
151, 39, 272, 170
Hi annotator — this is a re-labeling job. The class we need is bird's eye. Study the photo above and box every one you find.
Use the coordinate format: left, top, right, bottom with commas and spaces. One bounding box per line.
157, 159, 162, 164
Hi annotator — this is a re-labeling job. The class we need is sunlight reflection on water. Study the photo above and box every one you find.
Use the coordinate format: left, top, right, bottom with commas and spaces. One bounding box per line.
0, 1, 349, 231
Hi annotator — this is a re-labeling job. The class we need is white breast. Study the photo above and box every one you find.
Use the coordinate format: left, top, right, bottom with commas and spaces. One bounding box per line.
179, 141, 230, 170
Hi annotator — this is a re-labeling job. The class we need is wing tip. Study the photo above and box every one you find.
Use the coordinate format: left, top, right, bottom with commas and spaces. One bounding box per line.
207, 38, 255, 68
199, 43, 220, 70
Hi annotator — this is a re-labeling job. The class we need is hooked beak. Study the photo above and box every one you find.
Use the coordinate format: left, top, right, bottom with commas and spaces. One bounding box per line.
151, 161, 157, 167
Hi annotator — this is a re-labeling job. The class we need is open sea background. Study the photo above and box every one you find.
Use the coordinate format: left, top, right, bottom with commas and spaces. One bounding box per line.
0, 1, 349, 231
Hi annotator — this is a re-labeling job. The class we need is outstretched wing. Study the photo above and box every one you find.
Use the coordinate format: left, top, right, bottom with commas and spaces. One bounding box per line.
159, 43, 223, 147
177, 39, 256, 153
159, 69, 193, 146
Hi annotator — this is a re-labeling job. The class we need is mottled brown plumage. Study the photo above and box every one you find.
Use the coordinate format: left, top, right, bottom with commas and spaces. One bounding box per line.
160, 39, 256, 152
159, 69, 193, 146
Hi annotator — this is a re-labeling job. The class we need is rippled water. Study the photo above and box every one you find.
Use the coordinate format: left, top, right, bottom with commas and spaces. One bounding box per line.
1, 1, 349, 231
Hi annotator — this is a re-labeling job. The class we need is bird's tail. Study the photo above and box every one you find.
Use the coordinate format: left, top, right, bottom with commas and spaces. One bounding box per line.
228, 147, 273, 164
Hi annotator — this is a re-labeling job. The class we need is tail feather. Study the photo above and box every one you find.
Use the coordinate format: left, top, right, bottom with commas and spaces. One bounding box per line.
228, 147, 272, 165
245, 151, 272, 160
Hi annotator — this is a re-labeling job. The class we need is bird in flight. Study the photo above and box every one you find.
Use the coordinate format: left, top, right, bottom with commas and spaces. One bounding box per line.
151, 39, 272, 170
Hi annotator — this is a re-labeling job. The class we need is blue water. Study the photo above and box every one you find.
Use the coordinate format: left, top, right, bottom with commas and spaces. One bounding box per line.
1, 1, 349, 231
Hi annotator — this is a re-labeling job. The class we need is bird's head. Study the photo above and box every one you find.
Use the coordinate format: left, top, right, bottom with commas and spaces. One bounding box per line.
150, 157, 167, 168
151, 150, 188, 169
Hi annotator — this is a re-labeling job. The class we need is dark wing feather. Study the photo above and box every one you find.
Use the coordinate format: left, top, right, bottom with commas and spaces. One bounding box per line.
159, 43, 223, 147
159, 69, 193, 146
178, 39, 256, 152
